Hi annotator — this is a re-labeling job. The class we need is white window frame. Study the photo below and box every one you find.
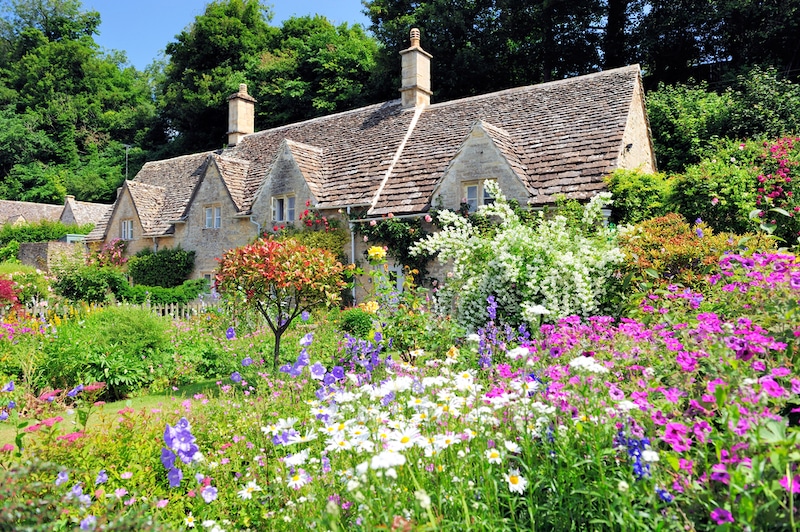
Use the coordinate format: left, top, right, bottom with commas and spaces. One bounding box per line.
121, 219, 134, 241
204, 206, 221, 229
462, 179, 496, 212
271, 195, 296, 223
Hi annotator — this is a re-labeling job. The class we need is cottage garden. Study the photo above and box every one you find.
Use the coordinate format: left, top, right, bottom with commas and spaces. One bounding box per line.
1, 149, 800, 530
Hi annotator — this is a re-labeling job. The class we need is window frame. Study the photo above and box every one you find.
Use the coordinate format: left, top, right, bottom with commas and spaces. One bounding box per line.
462, 179, 496, 213
204, 205, 221, 229
271, 195, 296, 223
120, 219, 134, 241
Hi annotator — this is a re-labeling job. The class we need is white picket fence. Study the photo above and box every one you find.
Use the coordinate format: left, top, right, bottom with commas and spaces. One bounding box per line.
12, 299, 221, 320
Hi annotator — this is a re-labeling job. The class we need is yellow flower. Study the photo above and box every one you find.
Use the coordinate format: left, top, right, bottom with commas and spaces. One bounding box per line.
367, 246, 387, 262
360, 300, 379, 314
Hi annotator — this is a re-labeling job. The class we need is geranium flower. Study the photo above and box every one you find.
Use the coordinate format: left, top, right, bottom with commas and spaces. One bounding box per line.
710, 508, 734, 524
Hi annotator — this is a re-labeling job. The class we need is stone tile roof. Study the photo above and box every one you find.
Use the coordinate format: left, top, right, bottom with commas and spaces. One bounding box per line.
212, 154, 251, 211
0, 199, 62, 224
284, 140, 326, 200
61, 197, 112, 226
372, 66, 639, 214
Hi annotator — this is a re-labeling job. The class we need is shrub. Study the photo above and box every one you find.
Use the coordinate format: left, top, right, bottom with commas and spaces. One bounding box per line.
616, 213, 774, 292
605, 169, 672, 225
0, 220, 93, 247
127, 247, 195, 288
51, 263, 127, 304
0, 262, 49, 306
0, 239, 19, 263
38, 306, 172, 400
339, 308, 373, 338
117, 279, 208, 305
411, 182, 623, 329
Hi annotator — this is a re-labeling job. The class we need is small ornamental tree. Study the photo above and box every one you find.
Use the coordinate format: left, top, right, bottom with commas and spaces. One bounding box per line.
215, 238, 350, 369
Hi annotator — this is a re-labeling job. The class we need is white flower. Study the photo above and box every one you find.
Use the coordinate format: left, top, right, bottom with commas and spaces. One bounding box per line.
618, 480, 629, 492
414, 489, 432, 509
504, 469, 528, 493
485, 448, 503, 464
185, 513, 196, 528
287, 469, 312, 490
506, 346, 530, 360
526, 304, 550, 315
503, 440, 521, 454
370, 450, 406, 470
641, 449, 659, 463
237, 480, 262, 500
283, 449, 309, 467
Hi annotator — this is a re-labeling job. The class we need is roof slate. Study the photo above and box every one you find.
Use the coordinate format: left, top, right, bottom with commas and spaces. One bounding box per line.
62, 197, 112, 226
0, 199, 62, 224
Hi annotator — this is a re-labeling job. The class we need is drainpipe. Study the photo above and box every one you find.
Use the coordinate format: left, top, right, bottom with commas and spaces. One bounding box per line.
249, 215, 262, 237
152, 237, 158, 252
347, 206, 356, 305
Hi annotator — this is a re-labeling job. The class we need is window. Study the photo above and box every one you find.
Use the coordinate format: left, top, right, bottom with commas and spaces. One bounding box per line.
204, 206, 221, 229
272, 195, 296, 222
463, 180, 496, 212
121, 219, 134, 241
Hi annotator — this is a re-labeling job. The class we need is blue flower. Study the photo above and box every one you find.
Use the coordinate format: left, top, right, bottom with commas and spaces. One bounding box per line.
656, 487, 673, 503
225, 327, 235, 340
79, 515, 97, 531
310, 362, 326, 380
161, 448, 176, 470
67, 384, 84, 397
296, 348, 310, 366
167, 467, 183, 488
0, 411, 7, 422
55, 470, 69, 486
1, 381, 13, 392
230, 372, 242, 383
300, 333, 314, 347
301, 310, 310, 322
331, 366, 345, 380
201, 486, 218, 503
241, 356, 253, 367
95, 469, 108, 485
7, 401, 15, 410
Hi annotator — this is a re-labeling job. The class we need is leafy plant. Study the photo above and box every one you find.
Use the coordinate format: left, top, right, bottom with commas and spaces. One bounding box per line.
338, 308, 373, 339
117, 279, 208, 305
127, 247, 195, 288
605, 169, 673, 225
215, 237, 350, 369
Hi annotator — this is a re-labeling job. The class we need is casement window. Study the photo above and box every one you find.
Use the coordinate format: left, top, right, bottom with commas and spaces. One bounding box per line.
204, 206, 221, 229
463, 180, 496, 212
121, 219, 134, 241
272, 195, 296, 222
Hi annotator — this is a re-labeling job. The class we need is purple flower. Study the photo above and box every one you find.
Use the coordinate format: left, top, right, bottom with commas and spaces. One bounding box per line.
79, 515, 97, 531
7, 401, 15, 410
1, 381, 13, 392
695, 227, 704, 238
167, 467, 183, 488
241, 356, 253, 367
331, 366, 345, 380
95, 469, 108, 485
161, 448, 176, 470
297, 349, 310, 366
710, 508, 734, 524
0, 411, 7, 422
201, 486, 218, 503
67, 384, 84, 397
226, 327, 236, 340
55, 470, 69, 486
310, 362, 326, 380
300, 333, 314, 347
301, 310, 310, 321
231, 372, 242, 383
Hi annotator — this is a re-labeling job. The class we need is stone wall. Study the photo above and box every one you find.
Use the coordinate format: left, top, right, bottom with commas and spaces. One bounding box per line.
18, 241, 75, 271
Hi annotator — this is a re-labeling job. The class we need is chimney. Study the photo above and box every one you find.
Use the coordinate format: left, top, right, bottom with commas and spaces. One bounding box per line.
227, 83, 256, 146
399, 28, 432, 109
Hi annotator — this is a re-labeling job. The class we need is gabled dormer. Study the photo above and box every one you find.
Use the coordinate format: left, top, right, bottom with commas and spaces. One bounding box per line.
430, 120, 531, 212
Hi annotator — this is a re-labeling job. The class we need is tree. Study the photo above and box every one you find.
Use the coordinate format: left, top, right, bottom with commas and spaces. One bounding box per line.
252, 15, 380, 129
157, 0, 276, 153
215, 238, 350, 369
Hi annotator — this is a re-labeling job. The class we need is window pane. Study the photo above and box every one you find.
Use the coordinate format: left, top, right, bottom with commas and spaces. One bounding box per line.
214, 207, 221, 228
483, 185, 495, 206
205, 208, 212, 228
287, 197, 295, 221
466, 185, 478, 212
276, 198, 285, 221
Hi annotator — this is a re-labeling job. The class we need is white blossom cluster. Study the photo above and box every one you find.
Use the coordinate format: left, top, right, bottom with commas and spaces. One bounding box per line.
412, 182, 623, 329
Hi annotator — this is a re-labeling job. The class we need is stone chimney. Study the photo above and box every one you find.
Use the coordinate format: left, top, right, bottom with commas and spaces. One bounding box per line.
399, 28, 432, 109
227, 83, 256, 146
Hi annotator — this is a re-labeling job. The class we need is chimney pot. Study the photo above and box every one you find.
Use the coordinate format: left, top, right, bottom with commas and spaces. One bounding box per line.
227, 83, 257, 146
399, 28, 432, 109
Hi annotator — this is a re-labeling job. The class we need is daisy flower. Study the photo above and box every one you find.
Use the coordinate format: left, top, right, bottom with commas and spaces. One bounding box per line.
287, 469, 312, 490
505, 469, 528, 493
485, 448, 503, 464
237, 480, 263, 500
184, 513, 196, 528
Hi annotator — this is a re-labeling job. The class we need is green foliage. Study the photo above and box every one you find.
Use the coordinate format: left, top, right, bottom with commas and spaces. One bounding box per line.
727, 66, 800, 140
355, 216, 431, 276
616, 213, 774, 294
605, 169, 673, 225
0, 239, 18, 262
127, 247, 195, 288
38, 306, 172, 400
51, 249, 127, 304
0, 219, 92, 247
117, 279, 209, 305
338, 307, 373, 339
646, 82, 733, 173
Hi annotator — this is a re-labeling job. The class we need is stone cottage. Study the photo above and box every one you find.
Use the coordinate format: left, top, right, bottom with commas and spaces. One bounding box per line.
86, 29, 656, 290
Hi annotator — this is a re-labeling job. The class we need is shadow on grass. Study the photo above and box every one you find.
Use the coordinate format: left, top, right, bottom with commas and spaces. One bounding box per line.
0, 380, 221, 447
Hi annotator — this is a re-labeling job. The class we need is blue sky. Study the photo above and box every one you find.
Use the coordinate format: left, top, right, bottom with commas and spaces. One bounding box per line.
84, 1, 371, 71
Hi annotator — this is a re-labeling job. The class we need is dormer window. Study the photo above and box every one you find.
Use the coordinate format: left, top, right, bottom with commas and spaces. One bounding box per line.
463, 180, 496, 212
121, 219, 134, 240
205, 206, 221, 229
272, 195, 296, 222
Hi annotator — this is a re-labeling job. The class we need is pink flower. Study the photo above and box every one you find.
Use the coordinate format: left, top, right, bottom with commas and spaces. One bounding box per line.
710, 508, 734, 524
0, 444, 14, 453
120, 471, 133, 479
156, 499, 169, 508
760, 377, 786, 397
662, 422, 691, 452
424, 214, 432, 223
780, 474, 800, 493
